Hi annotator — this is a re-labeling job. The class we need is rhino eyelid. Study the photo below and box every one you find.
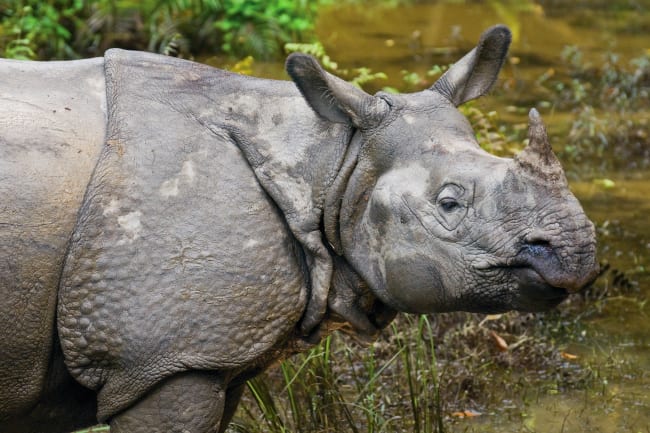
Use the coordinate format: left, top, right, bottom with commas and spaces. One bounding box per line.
437, 182, 465, 193
438, 197, 461, 212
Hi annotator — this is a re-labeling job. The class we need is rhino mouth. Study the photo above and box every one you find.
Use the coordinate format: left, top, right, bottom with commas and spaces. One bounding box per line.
511, 266, 569, 311
474, 260, 571, 311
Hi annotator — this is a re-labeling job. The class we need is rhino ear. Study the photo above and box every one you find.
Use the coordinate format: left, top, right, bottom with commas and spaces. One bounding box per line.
286, 53, 388, 127
431, 25, 511, 106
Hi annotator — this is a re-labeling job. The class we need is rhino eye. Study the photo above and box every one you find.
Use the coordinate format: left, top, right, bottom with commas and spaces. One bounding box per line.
434, 183, 468, 231
439, 198, 460, 213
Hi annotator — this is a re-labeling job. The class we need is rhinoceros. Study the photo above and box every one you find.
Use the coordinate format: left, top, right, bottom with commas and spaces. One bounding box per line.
0, 25, 598, 432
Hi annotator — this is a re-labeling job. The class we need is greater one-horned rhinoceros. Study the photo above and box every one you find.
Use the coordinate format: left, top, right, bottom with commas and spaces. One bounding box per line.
0, 25, 598, 432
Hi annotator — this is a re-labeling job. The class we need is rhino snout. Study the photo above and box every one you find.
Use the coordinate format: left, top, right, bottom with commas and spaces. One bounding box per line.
516, 231, 599, 294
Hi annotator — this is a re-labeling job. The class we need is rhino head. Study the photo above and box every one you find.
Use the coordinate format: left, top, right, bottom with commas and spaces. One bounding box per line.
287, 25, 599, 321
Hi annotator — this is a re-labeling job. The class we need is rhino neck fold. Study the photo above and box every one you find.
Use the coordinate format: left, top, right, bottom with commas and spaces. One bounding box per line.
319, 131, 397, 338
216, 84, 367, 336
323, 130, 364, 255
220, 99, 390, 338
327, 255, 397, 337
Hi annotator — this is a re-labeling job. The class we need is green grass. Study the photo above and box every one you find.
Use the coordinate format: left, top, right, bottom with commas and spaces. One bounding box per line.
229, 316, 444, 433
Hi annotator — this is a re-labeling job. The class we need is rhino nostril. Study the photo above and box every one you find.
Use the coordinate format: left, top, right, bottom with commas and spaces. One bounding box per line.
523, 237, 553, 257
527, 238, 551, 247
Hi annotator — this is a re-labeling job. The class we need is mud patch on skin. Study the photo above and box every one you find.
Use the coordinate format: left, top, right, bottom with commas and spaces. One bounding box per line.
116, 211, 142, 244
159, 160, 196, 198
244, 239, 260, 249
102, 199, 120, 216
159, 178, 180, 197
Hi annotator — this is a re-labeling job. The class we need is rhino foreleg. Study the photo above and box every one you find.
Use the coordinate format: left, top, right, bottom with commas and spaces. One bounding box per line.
218, 384, 246, 433
109, 371, 227, 433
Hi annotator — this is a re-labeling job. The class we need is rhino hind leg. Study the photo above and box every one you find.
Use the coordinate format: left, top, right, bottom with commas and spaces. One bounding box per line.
109, 371, 227, 433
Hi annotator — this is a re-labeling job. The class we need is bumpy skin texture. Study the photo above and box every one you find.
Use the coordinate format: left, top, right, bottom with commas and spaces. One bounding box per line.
0, 25, 599, 433
109, 372, 227, 433
58, 50, 315, 420
0, 57, 105, 431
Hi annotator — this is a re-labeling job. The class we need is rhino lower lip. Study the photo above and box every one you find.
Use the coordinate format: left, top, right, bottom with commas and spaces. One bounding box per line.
478, 261, 561, 290
477, 263, 569, 308
512, 267, 568, 301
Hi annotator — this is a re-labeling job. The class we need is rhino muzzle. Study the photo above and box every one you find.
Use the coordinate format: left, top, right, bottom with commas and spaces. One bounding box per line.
504, 215, 599, 311
516, 236, 599, 290
501, 109, 600, 309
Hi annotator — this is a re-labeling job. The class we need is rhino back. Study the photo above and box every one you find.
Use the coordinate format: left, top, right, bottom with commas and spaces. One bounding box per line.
0, 57, 106, 419
57, 50, 308, 419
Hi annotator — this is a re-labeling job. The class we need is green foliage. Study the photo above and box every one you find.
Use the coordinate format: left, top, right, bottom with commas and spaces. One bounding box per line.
461, 103, 526, 156
233, 336, 360, 433
0, 0, 322, 60
396, 64, 446, 92
552, 45, 650, 112
392, 316, 443, 433
217, 0, 319, 59
348, 67, 387, 89
74, 426, 109, 433
1, 0, 85, 59
231, 302, 622, 433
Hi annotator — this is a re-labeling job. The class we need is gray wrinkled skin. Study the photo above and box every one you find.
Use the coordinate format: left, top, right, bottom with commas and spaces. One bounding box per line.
0, 25, 598, 433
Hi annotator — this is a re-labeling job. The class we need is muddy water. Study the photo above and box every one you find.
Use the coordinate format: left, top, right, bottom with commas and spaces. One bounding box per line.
542, 175, 650, 433
309, 2, 650, 432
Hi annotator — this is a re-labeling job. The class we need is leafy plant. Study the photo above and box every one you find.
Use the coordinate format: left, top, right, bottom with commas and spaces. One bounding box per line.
1, 0, 85, 59
217, 0, 319, 59
0, 0, 323, 60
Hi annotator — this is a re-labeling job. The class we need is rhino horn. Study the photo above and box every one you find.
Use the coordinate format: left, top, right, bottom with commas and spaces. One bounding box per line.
514, 109, 566, 182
